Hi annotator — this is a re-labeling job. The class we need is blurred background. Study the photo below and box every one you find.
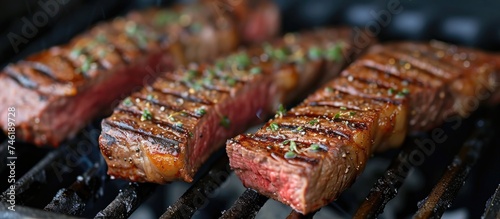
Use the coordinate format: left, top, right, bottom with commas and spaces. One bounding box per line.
1, 0, 500, 68
0, 0, 499, 218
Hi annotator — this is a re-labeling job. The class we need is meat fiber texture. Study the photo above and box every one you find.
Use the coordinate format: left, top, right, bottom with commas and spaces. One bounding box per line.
99, 27, 363, 183
0, 5, 242, 146
227, 41, 499, 214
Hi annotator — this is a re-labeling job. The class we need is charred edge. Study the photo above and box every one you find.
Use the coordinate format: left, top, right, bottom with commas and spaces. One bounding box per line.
289, 112, 369, 130
160, 73, 234, 94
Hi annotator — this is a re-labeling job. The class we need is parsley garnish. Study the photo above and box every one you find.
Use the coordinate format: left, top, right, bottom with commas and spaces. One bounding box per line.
141, 109, 153, 121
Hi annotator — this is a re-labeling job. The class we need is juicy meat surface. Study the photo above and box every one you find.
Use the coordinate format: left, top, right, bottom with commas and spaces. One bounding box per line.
99, 27, 367, 183
226, 41, 499, 214
0, 4, 243, 146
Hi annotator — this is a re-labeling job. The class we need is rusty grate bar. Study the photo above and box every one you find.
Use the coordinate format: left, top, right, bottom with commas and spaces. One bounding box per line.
44, 163, 103, 216
95, 182, 156, 219
160, 155, 232, 219
219, 189, 268, 219
414, 120, 492, 218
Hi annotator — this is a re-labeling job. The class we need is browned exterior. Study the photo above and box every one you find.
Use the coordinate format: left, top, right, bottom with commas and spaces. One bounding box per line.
227, 41, 499, 214
0, 4, 242, 146
98, 27, 368, 183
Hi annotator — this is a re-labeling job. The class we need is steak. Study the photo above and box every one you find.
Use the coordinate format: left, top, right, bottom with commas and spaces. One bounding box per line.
98, 27, 370, 183
0, 1, 279, 146
226, 41, 499, 214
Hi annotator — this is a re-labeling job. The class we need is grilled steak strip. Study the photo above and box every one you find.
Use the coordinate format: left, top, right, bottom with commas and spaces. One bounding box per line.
227, 41, 499, 214
0, 2, 278, 146
99, 27, 370, 183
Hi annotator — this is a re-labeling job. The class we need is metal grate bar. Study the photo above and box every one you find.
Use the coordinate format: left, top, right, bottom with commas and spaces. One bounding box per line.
95, 182, 156, 219
286, 210, 316, 219
482, 184, 500, 219
353, 140, 418, 218
44, 163, 103, 215
219, 189, 268, 219
160, 155, 232, 219
1, 148, 63, 204
414, 120, 492, 218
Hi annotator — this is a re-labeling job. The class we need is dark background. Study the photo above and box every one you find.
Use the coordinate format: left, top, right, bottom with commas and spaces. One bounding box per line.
1, 0, 500, 68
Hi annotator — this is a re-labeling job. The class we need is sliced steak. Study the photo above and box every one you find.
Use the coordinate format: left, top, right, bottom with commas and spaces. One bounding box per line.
99, 27, 370, 183
226, 41, 499, 214
0, 2, 277, 146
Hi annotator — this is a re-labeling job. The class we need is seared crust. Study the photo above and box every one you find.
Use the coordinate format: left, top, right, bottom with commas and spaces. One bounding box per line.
227, 41, 499, 214
0, 5, 240, 146
99, 27, 367, 183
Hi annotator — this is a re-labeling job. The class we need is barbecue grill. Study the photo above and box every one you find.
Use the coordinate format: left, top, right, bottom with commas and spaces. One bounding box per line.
1, 0, 500, 218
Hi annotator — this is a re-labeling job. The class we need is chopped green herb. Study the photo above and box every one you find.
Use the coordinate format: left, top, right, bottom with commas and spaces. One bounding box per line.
215, 60, 225, 70
325, 87, 334, 93
349, 111, 357, 116
154, 10, 178, 26
80, 57, 94, 73
180, 111, 188, 117
220, 115, 230, 128
308, 47, 322, 60
276, 104, 286, 117
70, 47, 83, 58
125, 23, 138, 36
232, 53, 251, 69
388, 88, 395, 96
186, 70, 198, 80
141, 109, 153, 121
226, 77, 237, 87
334, 112, 341, 119
284, 151, 296, 159
189, 22, 203, 33
402, 87, 410, 95
289, 140, 298, 153
340, 106, 347, 111
295, 126, 304, 132
395, 91, 407, 98
263, 43, 274, 56
309, 119, 319, 125
174, 122, 183, 128
250, 67, 262, 75
195, 107, 206, 116
96, 33, 107, 43
325, 44, 342, 61
189, 132, 194, 138
168, 115, 176, 122
123, 97, 132, 106
146, 94, 154, 101
309, 143, 320, 152
273, 48, 288, 62
269, 123, 279, 132
282, 139, 290, 145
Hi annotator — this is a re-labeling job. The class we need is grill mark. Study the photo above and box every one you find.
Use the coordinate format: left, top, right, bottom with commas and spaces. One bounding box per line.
332, 80, 406, 105
130, 94, 202, 119
4, 66, 38, 89
161, 73, 236, 94
361, 65, 428, 88
151, 87, 214, 105
285, 112, 368, 130
277, 123, 351, 140
361, 54, 445, 83
380, 50, 454, 80
19, 61, 66, 84
116, 108, 190, 136
103, 120, 181, 154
